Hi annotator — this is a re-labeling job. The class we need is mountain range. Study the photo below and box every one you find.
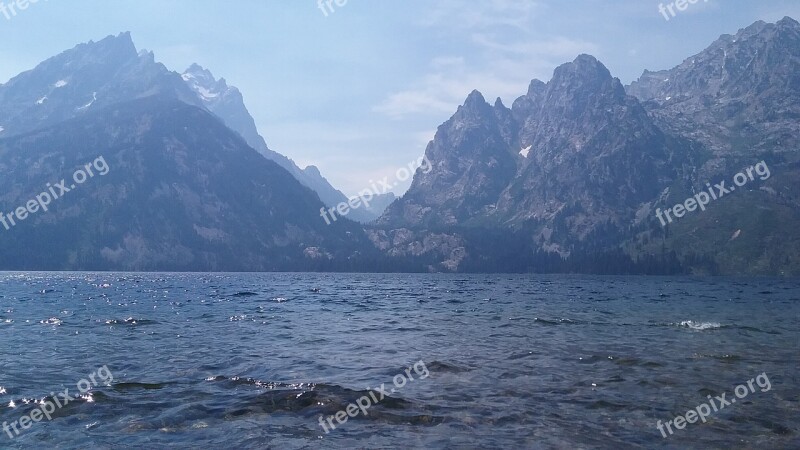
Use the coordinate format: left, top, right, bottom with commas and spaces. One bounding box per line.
0, 19, 798, 274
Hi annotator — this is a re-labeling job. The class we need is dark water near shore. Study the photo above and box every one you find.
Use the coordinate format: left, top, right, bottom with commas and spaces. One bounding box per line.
0, 273, 798, 449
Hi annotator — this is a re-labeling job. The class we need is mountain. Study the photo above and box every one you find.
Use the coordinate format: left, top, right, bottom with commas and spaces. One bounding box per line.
180, 64, 386, 223
381, 55, 678, 251
627, 17, 800, 162
0, 31, 391, 227
625, 16, 800, 275
0, 95, 380, 270
0, 32, 202, 138
378, 19, 800, 275
2, 19, 798, 274
0, 34, 379, 271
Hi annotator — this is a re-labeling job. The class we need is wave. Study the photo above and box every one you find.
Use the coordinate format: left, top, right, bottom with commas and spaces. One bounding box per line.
533, 317, 585, 326
102, 318, 158, 326
677, 320, 722, 330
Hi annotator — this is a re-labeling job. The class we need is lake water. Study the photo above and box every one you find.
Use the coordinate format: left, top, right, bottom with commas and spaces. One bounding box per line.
0, 273, 798, 449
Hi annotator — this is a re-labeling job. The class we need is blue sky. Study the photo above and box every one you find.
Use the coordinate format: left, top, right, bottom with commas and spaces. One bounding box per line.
1, 0, 799, 195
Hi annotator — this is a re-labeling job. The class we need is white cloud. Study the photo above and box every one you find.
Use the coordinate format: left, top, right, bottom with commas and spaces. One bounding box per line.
375, 0, 599, 119
374, 36, 598, 118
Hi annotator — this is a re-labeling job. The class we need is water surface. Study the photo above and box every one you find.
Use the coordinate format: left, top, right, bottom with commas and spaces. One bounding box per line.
0, 273, 797, 449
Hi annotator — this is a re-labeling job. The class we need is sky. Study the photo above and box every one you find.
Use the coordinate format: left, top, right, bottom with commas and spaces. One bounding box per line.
1, 0, 799, 196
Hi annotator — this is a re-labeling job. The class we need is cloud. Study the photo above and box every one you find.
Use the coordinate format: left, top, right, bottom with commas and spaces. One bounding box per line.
375, 0, 598, 118
374, 37, 598, 118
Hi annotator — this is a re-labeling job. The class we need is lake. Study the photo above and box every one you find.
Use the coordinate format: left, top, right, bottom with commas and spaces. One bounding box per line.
0, 273, 797, 449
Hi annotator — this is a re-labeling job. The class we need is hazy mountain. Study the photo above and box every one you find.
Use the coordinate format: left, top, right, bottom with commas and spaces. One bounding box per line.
0, 32, 202, 138
0, 30, 391, 227
0, 95, 377, 271
0, 35, 380, 271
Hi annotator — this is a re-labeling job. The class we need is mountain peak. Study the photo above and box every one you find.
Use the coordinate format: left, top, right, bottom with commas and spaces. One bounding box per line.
182, 64, 231, 103
186, 62, 208, 74
183, 64, 220, 86
776, 15, 800, 32
527, 79, 546, 96
554, 54, 612, 81
464, 89, 486, 106
548, 54, 622, 102
81, 32, 137, 60
304, 165, 322, 178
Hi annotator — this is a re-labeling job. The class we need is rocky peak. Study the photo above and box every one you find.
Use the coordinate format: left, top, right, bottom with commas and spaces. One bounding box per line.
75, 32, 138, 64
512, 79, 546, 119
182, 64, 234, 104
456, 89, 494, 119
0, 31, 203, 138
548, 55, 625, 106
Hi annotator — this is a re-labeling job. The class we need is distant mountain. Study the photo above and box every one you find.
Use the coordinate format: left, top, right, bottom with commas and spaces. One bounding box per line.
0, 34, 381, 270
181, 64, 386, 223
181, 63, 272, 155
0, 30, 390, 226
377, 18, 800, 275
361, 191, 396, 218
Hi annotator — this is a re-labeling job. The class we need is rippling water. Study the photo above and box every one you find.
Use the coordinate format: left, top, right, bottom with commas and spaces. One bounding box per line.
0, 273, 797, 449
